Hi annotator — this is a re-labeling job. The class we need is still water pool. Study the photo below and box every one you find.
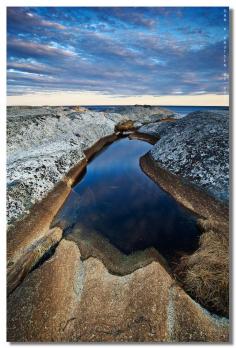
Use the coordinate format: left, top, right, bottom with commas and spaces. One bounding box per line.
53, 137, 200, 259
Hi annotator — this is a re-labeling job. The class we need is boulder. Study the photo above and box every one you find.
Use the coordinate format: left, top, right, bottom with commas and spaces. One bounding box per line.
115, 120, 136, 132
140, 110, 229, 203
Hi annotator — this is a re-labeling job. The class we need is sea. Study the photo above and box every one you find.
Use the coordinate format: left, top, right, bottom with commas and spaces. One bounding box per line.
84, 105, 229, 118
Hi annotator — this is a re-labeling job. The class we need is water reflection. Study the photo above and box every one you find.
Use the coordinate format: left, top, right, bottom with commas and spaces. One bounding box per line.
54, 138, 200, 258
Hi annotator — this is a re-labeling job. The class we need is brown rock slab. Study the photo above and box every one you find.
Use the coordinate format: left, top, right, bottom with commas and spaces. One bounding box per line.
7, 181, 71, 269
84, 133, 118, 160
170, 285, 229, 342
129, 131, 159, 145
115, 120, 136, 132
7, 240, 229, 342
8, 240, 80, 342
7, 227, 63, 295
140, 153, 229, 225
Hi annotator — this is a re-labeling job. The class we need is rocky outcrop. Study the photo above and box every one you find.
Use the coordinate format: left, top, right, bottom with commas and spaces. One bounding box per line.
106, 105, 177, 123
7, 105, 179, 225
7, 106, 115, 224
115, 120, 136, 132
7, 106, 230, 342
7, 239, 229, 342
139, 110, 229, 319
139, 110, 229, 203
7, 106, 181, 223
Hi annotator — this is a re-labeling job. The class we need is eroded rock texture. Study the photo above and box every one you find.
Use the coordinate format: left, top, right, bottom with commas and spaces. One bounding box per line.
7, 240, 229, 343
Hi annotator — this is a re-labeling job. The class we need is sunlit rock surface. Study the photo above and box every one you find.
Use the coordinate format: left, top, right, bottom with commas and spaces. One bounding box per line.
7, 239, 229, 342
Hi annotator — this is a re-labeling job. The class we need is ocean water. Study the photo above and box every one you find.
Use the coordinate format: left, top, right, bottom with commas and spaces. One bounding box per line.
85, 105, 229, 117
53, 137, 200, 260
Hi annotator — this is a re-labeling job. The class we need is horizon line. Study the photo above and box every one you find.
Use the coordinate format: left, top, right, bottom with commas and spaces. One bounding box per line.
7, 103, 230, 107
7, 92, 229, 107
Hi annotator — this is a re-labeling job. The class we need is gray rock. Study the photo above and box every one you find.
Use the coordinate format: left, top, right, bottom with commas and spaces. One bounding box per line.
105, 105, 178, 123
147, 110, 229, 203
139, 122, 165, 136
6, 104, 203, 224
7, 106, 115, 223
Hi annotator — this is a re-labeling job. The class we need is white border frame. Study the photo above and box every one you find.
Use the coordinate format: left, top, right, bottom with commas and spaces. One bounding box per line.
1, 1, 234, 346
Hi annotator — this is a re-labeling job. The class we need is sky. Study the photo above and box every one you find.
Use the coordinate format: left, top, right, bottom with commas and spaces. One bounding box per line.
7, 7, 229, 106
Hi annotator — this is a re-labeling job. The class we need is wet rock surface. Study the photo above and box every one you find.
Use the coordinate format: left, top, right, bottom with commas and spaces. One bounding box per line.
140, 110, 229, 203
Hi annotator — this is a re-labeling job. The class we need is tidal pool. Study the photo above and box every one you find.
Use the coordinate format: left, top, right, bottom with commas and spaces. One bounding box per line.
53, 137, 200, 260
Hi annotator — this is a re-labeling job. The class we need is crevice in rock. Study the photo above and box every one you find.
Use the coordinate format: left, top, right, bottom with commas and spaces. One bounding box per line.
29, 239, 61, 274
7, 227, 63, 296
8, 239, 62, 297
48, 135, 201, 280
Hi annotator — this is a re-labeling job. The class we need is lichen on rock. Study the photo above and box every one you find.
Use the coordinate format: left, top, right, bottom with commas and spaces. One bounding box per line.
141, 110, 229, 203
7, 106, 116, 223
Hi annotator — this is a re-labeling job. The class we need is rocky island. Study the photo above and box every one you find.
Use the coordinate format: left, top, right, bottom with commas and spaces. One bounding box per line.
7, 105, 229, 342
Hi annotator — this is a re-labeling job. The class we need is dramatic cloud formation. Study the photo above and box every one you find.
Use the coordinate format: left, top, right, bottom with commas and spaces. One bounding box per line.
7, 7, 229, 101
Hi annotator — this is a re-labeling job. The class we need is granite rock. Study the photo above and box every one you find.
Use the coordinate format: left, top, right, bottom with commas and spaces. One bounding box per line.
7, 239, 229, 342
140, 110, 229, 203
7, 106, 115, 223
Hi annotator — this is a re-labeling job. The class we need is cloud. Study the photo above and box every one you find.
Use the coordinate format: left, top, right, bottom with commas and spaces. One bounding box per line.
7, 38, 76, 60
7, 60, 60, 75
7, 7, 229, 98
106, 7, 156, 29
7, 7, 65, 33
